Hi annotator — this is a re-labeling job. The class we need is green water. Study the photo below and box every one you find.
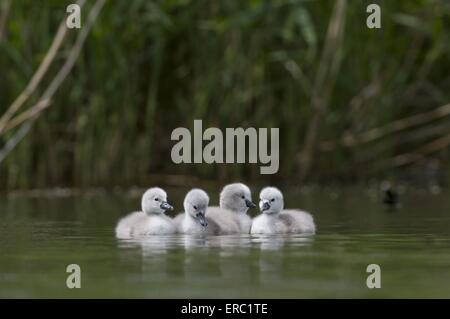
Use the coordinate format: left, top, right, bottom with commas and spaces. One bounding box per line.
1, 187, 449, 298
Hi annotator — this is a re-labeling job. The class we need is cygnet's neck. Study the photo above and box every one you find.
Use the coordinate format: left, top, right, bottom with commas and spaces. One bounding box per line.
231, 208, 248, 215
184, 205, 198, 222
183, 204, 195, 221
221, 203, 248, 215
264, 210, 280, 217
143, 208, 161, 216
186, 211, 196, 221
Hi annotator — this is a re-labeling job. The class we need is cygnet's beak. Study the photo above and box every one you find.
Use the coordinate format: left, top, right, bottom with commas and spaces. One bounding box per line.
260, 200, 270, 212
160, 201, 173, 211
245, 198, 257, 209
196, 211, 208, 227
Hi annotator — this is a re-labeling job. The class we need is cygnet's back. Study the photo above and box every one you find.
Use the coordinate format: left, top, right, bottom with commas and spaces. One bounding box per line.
205, 206, 241, 235
116, 211, 147, 238
278, 209, 316, 234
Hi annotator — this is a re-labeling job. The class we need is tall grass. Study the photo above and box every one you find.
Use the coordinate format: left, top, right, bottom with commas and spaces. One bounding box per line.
1, 0, 449, 190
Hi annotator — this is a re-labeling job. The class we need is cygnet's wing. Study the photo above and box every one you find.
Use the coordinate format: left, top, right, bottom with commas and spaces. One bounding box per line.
115, 211, 146, 238
206, 206, 240, 235
279, 209, 316, 234
173, 213, 185, 232
205, 215, 224, 236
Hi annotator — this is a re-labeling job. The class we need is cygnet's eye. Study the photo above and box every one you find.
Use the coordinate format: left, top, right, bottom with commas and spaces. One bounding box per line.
271, 198, 275, 202
193, 205, 197, 210
154, 198, 159, 202
241, 195, 245, 199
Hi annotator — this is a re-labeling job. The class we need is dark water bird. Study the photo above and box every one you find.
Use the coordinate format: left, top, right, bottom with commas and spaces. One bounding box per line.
382, 183, 399, 208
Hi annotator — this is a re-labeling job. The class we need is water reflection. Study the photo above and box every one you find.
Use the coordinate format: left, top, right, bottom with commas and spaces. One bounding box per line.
251, 235, 285, 251
116, 234, 314, 253
115, 234, 315, 287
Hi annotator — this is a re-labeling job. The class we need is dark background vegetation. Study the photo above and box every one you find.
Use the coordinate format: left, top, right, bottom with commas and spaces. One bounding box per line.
0, 0, 449, 190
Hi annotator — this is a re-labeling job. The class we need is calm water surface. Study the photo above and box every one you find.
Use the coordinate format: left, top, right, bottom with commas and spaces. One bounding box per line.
1, 187, 449, 298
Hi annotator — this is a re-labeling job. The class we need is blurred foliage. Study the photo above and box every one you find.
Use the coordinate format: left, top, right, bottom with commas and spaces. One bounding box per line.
0, 0, 449, 190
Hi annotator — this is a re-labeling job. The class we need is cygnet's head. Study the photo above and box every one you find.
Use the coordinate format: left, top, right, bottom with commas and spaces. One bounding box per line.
184, 188, 209, 227
141, 187, 173, 215
219, 183, 256, 213
259, 187, 284, 214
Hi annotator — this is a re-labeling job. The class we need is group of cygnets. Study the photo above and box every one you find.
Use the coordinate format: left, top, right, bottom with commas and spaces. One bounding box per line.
115, 183, 316, 238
